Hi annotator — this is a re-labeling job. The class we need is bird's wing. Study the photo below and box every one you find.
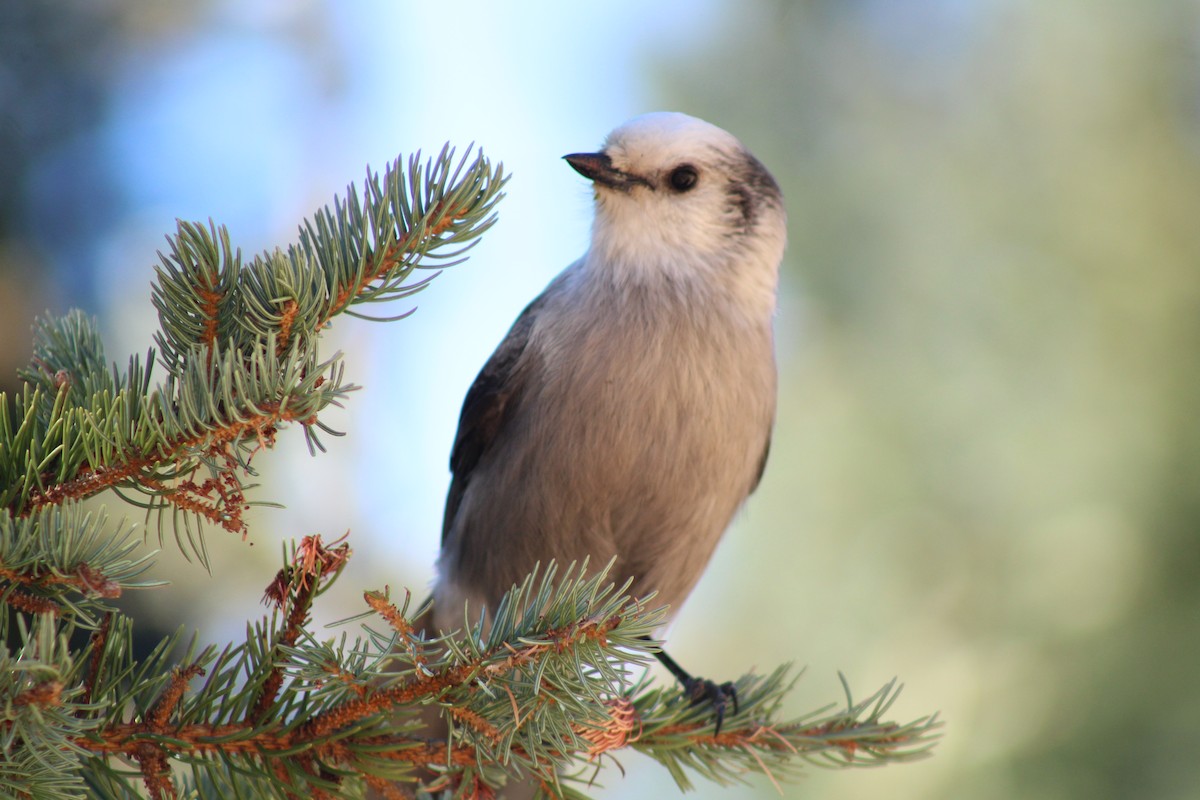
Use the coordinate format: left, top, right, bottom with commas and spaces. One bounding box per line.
749, 435, 772, 495
442, 292, 548, 544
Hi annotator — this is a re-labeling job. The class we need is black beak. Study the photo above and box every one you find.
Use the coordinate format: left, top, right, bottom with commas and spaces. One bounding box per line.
563, 152, 648, 192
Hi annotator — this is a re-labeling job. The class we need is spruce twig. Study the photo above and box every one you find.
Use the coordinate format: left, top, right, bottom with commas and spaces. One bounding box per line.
5, 146, 505, 564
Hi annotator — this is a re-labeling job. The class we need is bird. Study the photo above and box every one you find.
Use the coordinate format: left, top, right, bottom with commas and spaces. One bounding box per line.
433, 111, 787, 729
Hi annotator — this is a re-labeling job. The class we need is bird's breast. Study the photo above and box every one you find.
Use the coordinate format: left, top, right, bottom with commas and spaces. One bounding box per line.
528, 291, 775, 522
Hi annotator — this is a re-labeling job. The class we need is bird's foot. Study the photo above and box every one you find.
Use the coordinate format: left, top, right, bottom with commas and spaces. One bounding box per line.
681, 676, 738, 735
647, 640, 740, 734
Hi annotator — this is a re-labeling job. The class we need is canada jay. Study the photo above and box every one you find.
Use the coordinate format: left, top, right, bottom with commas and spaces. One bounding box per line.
434, 112, 786, 724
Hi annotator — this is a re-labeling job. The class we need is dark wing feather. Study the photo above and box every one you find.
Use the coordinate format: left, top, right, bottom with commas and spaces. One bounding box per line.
442, 294, 546, 544
749, 434, 771, 494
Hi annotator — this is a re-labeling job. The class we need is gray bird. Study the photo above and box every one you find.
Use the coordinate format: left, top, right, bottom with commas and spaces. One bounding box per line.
433, 112, 786, 723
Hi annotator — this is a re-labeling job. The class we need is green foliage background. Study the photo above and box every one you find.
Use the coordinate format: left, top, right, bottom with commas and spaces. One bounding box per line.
655, 3, 1200, 799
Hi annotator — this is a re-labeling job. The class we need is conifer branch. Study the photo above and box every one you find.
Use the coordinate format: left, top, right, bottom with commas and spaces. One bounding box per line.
3, 535, 940, 799
0, 506, 157, 636
3, 146, 504, 562
0, 146, 940, 798
32, 550, 935, 799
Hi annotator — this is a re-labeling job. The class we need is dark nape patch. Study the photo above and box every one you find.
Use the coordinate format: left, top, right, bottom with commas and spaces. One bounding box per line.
728, 184, 756, 230
724, 151, 782, 234
740, 153, 783, 206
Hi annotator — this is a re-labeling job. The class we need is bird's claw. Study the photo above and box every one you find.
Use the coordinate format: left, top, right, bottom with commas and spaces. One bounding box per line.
682, 677, 739, 734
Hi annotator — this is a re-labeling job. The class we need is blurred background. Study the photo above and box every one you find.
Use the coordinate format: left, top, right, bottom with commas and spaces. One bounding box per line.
3, 1, 1200, 798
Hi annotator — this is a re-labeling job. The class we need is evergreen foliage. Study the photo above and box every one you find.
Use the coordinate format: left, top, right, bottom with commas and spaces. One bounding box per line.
0, 145, 938, 798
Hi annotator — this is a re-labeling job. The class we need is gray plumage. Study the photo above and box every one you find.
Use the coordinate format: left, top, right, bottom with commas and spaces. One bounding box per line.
434, 112, 787, 634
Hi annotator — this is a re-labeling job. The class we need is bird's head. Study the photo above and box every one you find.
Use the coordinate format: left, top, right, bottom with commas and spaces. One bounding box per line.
565, 112, 786, 311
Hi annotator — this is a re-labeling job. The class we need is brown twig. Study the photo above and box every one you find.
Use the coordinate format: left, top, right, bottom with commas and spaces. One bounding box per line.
2, 588, 62, 615
13, 680, 63, 709
132, 663, 204, 800
22, 401, 309, 533
300, 609, 626, 744
148, 664, 205, 730
252, 578, 317, 724
81, 613, 113, 706
137, 742, 175, 800
253, 535, 351, 722
364, 588, 428, 672
195, 272, 223, 371
320, 199, 472, 328
447, 707, 502, 744
0, 562, 119, 599
74, 722, 478, 769
275, 298, 300, 356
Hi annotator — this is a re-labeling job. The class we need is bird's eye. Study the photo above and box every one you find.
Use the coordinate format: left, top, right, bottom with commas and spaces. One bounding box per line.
668, 165, 698, 192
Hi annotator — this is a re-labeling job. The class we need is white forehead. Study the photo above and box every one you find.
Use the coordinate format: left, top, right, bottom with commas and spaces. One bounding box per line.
602, 112, 743, 167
